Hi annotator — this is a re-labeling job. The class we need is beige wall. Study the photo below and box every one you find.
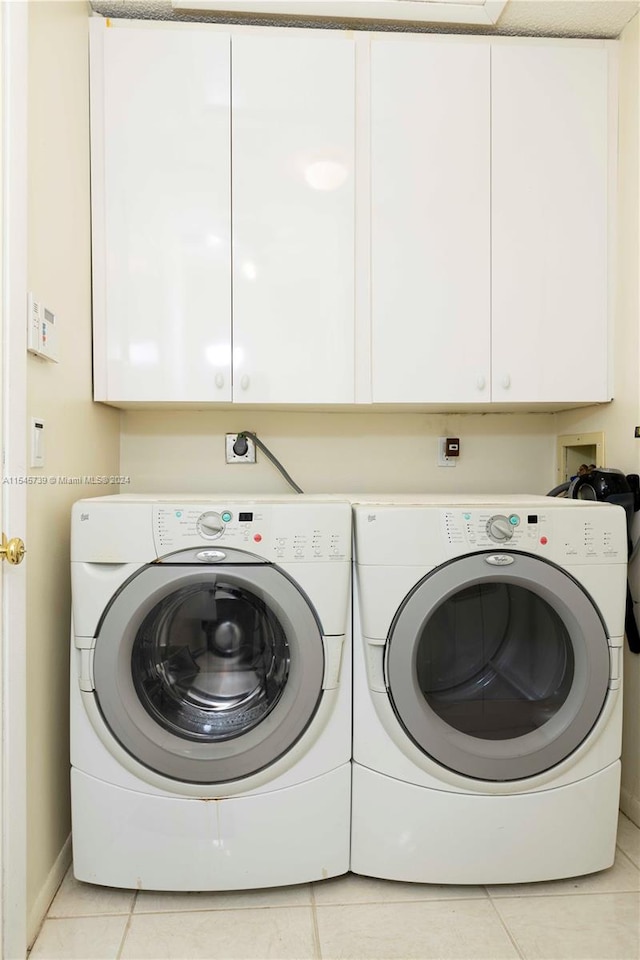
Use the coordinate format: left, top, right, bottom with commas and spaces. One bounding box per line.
26, 0, 120, 942
556, 12, 640, 825
120, 409, 558, 497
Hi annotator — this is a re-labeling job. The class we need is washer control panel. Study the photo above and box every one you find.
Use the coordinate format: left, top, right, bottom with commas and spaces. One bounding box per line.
196, 511, 226, 540
486, 514, 518, 542
153, 503, 350, 562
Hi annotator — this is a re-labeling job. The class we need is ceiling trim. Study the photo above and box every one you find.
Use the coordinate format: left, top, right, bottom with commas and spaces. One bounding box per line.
170, 0, 509, 26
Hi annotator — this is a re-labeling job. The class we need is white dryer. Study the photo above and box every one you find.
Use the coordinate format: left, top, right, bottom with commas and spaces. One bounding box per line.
71, 495, 351, 890
352, 495, 627, 884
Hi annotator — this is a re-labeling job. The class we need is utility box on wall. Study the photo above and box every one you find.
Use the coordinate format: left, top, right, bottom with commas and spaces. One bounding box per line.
556, 432, 606, 484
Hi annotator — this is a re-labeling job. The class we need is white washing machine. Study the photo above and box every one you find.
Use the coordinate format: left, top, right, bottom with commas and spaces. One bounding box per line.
71, 495, 351, 890
352, 495, 627, 885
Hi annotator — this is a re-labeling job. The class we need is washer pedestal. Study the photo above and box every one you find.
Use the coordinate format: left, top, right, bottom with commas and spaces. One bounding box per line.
72, 764, 350, 890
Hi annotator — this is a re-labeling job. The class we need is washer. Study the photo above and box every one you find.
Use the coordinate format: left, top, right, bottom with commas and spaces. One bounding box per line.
352, 495, 627, 884
71, 495, 351, 890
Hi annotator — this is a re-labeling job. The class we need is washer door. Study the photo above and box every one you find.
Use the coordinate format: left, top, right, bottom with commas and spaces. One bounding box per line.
93, 555, 324, 784
385, 552, 611, 782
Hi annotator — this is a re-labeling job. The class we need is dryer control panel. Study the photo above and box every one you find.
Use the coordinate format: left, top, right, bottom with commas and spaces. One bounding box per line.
441, 507, 624, 563
444, 509, 547, 550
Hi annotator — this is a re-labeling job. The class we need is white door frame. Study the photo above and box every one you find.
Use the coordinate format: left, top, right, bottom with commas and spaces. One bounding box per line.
1, 1, 28, 957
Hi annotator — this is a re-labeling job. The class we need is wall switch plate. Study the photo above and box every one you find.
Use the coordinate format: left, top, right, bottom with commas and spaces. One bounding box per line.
225, 434, 257, 463
31, 418, 45, 468
437, 436, 457, 467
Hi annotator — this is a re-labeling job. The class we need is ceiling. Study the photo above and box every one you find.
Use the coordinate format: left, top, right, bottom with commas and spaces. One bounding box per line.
89, 0, 640, 38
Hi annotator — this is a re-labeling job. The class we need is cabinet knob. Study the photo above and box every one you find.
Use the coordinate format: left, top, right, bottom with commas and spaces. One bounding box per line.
501, 374, 511, 390
476, 375, 486, 391
214, 373, 224, 389
240, 375, 250, 391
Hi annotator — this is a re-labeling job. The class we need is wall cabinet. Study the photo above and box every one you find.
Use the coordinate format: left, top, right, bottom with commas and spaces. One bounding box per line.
369, 36, 612, 405
90, 21, 614, 408
232, 33, 354, 403
491, 43, 610, 403
91, 23, 232, 402
91, 21, 354, 404
370, 38, 491, 403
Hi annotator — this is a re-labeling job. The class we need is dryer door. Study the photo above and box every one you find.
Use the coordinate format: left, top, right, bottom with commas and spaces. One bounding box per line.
385, 551, 612, 781
91, 550, 325, 783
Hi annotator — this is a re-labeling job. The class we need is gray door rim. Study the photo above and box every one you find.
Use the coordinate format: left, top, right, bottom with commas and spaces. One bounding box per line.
92, 561, 325, 784
385, 551, 611, 782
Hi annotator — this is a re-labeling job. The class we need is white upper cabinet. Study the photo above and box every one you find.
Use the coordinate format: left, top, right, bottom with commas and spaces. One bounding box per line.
90, 22, 614, 408
91, 21, 232, 402
232, 33, 355, 403
370, 38, 491, 403
492, 43, 611, 403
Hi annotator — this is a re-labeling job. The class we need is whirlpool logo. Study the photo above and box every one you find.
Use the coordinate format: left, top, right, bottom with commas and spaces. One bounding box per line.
485, 554, 515, 566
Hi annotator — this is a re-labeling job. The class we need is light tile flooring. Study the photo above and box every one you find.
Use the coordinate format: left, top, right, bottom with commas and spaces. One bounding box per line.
30, 813, 640, 960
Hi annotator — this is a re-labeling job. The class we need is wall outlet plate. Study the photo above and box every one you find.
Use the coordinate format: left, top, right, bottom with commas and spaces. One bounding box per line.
31, 417, 45, 468
437, 437, 457, 467
225, 434, 257, 463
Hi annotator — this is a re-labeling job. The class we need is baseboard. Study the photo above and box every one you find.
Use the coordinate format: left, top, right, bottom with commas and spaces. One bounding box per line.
620, 788, 640, 828
27, 833, 72, 948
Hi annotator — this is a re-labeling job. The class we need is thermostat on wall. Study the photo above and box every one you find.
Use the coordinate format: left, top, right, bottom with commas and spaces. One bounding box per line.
27, 292, 58, 362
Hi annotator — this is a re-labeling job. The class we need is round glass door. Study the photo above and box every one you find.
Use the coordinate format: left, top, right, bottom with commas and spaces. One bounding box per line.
93, 557, 325, 784
386, 552, 611, 781
131, 581, 290, 743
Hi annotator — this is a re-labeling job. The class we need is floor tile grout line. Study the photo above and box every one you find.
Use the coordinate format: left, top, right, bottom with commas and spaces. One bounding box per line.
129, 894, 487, 917
44, 911, 135, 921
616, 842, 640, 872
309, 884, 323, 960
116, 890, 139, 960
115, 911, 134, 960
132, 901, 315, 917
485, 887, 526, 960
487, 887, 640, 901
490, 888, 640, 904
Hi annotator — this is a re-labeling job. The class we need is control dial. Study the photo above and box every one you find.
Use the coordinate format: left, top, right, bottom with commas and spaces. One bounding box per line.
486, 514, 514, 543
197, 511, 225, 540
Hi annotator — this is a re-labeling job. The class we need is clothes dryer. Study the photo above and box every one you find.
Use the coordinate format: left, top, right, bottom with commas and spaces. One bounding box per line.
352, 495, 627, 884
71, 495, 351, 890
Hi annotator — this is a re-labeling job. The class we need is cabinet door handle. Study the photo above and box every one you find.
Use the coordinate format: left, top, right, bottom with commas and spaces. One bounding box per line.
501, 374, 511, 390
214, 373, 225, 389
240, 375, 250, 391
476, 375, 486, 391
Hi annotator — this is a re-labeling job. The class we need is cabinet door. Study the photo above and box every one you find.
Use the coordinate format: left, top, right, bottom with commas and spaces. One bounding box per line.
91, 22, 231, 402
232, 33, 355, 403
492, 43, 610, 403
370, 39, 491, 403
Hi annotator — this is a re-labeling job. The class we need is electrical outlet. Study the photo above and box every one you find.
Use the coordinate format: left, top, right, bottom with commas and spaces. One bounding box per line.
225, 434, 256, 464
437, 437, 457, 467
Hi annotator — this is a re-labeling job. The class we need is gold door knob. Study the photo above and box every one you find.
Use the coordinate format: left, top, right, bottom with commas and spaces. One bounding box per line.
0, 534, 25, 565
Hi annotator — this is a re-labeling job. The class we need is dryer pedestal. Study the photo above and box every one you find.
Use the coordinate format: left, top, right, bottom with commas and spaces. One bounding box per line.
351, 762, 620, 885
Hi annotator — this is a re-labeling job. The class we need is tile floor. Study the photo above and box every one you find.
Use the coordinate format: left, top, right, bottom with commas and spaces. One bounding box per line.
29, 813, 640, 960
